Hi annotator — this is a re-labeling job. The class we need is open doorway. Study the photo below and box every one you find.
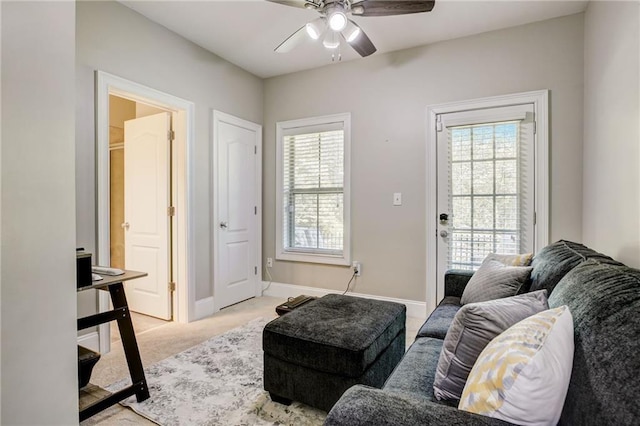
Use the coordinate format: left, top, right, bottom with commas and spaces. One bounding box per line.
109, 95, 173, 325
96, 71, 195, 354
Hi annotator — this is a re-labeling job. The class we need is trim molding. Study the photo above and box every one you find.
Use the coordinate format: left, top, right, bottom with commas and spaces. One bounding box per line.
262, 282, 427, 319
95, 71, 196, 355
194, 296, 215, 320
77, 331, 100, 353
275, 113, 352, 266
425, 90, 550, 314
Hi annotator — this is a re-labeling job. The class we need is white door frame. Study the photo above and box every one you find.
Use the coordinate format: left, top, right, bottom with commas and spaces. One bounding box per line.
211, 110, 263, 312
96, 71, 196, 353
425, 90, 549, 315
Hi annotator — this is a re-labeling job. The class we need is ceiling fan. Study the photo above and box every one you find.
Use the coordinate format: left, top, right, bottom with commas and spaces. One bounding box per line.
269, 0, 436, 58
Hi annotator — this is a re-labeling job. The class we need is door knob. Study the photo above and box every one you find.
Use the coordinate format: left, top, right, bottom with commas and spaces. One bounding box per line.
121, 222, 130, 230
440, 230, 448, 238
220, 221, 228, 229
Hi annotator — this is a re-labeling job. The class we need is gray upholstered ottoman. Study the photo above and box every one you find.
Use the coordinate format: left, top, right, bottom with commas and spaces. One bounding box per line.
263, 294, 406, 412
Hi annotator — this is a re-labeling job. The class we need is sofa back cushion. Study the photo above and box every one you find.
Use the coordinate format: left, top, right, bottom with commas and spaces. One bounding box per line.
529, 240, 622, 295
548, 260, 640, 425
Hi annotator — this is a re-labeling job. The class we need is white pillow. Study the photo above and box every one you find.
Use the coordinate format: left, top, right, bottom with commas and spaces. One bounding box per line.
459, 305, 574, 426
433, 290, 548, 401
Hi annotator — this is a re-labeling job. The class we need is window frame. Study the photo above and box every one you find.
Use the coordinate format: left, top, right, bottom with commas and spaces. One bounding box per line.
275, 113, 351, 266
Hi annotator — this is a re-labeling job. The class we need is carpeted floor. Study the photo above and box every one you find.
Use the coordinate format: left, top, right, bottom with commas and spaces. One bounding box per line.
80, 296, 425, 425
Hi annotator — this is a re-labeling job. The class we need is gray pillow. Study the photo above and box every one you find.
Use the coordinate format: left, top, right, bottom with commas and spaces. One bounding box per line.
461, 259, 533, 305
433, 290, 549, 401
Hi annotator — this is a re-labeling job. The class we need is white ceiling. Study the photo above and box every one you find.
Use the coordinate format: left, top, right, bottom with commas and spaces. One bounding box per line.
120, 0, 588, 78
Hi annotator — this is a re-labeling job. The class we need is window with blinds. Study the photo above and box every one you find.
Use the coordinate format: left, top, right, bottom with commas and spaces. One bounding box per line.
448, 121, 524, 269
276, 114, 351, 265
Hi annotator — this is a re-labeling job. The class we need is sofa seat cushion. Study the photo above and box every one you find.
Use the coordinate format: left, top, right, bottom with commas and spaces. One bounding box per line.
529, 240, 622, 295
416, 296, 461, 339
548, 261, 640, 425
263, 294, 406, 377
384, 337, 456, 407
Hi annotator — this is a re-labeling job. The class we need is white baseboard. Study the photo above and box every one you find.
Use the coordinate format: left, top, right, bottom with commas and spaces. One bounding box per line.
262, 281, 427, 319
77, 331, 100, 352
194, 296, 215, 320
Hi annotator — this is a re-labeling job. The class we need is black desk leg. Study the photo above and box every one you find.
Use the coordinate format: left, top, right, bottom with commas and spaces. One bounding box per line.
109, 283, 150, 402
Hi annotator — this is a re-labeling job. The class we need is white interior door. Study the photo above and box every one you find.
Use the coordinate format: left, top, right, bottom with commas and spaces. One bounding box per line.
124, 112, 172, 320
436, 104, 536, 296
213, 111, 261, 310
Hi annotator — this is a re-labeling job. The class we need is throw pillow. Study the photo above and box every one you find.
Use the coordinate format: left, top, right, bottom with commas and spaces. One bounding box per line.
459, 305, 574, 426
485, 252, 533, 267
433, 290, 548, 401
460, 259, 533, 305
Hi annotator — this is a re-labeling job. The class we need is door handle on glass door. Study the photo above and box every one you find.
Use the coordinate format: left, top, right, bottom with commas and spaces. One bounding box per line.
440, 230, 448, 238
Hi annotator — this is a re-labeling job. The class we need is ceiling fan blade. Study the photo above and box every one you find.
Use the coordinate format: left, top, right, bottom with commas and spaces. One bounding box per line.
351, 0, 435, 17
345, 22, 377, 57
266, 0, 321, 10
275, 25, 308, 53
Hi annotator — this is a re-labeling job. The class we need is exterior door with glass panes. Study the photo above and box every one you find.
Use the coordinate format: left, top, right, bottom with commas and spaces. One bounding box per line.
436, 104, 536, 294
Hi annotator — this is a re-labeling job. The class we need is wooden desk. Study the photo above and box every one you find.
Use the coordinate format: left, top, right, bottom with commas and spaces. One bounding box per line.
77, 270, 150, 421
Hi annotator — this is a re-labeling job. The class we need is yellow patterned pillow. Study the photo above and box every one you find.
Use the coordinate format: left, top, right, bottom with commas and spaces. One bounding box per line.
486, 252, 533, 266
459, 306, 574, 425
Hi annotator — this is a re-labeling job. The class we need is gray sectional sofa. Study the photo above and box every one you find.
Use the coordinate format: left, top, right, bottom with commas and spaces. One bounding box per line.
325, 240, 640, 425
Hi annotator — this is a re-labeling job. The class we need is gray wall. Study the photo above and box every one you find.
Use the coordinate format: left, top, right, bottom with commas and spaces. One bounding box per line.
583, 1, 640, 268
76, 1, 264, 308
1, 2, 78, 423
263, 14, 585, 302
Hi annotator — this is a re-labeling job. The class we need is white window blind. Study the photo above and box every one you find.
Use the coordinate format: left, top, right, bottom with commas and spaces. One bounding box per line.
446, 116, 532, 270
276, 114, 351, 265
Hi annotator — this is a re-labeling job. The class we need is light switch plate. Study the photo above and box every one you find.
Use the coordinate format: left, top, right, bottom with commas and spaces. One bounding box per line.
393, 192, 402, 206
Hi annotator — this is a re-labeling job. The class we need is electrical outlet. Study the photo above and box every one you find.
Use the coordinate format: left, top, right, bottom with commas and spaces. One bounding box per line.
352, 261, 361, 276
266, 257, 273, 268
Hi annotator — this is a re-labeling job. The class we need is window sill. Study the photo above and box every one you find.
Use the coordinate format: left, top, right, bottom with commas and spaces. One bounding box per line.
276, 251, 351, 266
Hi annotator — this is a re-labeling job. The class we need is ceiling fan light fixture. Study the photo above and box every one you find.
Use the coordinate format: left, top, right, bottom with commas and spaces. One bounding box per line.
322, 31, 340, 49
305, 17, 326, 40
328, 11, 348, 31
343, 20, 361, 42
351, 5, 364, 15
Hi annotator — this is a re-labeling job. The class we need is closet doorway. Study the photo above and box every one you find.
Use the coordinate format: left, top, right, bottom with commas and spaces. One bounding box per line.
109, 96, 173, 320
96, 71, 195, 354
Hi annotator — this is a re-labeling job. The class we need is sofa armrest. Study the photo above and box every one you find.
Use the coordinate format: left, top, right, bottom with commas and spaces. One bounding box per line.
444, 269, 475, 298
325, 385, 511, 426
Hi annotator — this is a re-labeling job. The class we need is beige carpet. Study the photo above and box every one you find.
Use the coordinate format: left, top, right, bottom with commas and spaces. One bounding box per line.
81, 296, 425, 425
110, 312, 168, 344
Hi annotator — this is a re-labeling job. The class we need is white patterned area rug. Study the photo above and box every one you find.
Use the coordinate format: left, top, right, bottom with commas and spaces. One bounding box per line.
107, 318, 326, 426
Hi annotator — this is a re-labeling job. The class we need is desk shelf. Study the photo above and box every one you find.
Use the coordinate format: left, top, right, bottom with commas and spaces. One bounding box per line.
77, 270, 149, 421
